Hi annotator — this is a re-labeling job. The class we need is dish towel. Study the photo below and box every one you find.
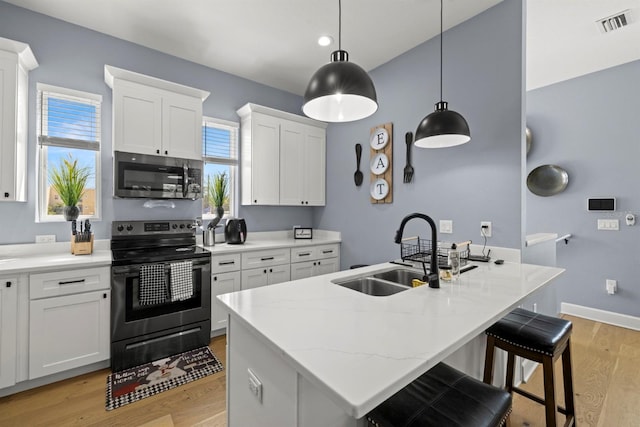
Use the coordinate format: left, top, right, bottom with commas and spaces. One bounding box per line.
170, 261, 194, 302
139, 264, 167, 306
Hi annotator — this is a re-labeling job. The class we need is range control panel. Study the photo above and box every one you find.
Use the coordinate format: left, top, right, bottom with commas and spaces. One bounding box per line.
111, 220, 197, 236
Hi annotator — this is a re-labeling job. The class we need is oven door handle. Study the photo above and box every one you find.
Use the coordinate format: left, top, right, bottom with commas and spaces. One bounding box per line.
182, 163, 189, 198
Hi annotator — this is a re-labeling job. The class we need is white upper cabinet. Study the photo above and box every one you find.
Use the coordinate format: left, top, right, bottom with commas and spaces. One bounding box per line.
0, 37, 37, 202
237, 103, 327, 206
105, 65, 209, 161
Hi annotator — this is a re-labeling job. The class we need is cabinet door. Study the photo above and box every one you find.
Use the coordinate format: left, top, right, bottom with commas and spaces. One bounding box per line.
303, 126, 326, 206
162, 91, 203, 160
0, 54, 19, 201
249, 113, 280, 205
267, 264, 291, 286
0, 277, 17, 388
241, 267, 269, 290
113, 80, 162, 156
290, 261, 314, 281
211, 271, 241, 331
279, 121, 305, 205
29, 290, 110, 379
315, 258, 339, 277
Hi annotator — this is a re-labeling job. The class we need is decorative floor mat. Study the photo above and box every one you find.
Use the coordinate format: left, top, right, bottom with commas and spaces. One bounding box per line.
106, 347, 224, 410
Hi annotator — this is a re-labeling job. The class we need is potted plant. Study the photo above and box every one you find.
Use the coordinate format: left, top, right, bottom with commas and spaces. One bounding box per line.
49, 155, 91, 221
207, 171, 229, 219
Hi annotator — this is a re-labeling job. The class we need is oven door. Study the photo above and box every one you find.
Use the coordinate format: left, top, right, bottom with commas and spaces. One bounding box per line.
111, 256, 211, 343
113, 151, 202, 199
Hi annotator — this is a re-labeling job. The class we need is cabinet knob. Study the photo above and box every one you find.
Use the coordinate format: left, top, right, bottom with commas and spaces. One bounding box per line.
164, 150, 168, 155
156, 149, 160, 154
213, 276, 217, 281
254, 200, 257, 203
3, 192, 9, 198
263, 269, 267, 274
103, 293, 107, 299
305, 201, 309, 205
313, 262, 316, 266
301, 201, 304, 205
269, 268, 273, 273
5, 281, 11, 288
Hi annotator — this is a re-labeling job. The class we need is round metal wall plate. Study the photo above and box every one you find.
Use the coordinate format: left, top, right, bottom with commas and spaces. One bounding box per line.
527, 164, 569, 196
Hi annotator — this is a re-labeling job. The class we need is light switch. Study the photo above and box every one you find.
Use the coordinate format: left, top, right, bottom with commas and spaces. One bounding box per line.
248, 368, 263, 403
439, 220, 453, 234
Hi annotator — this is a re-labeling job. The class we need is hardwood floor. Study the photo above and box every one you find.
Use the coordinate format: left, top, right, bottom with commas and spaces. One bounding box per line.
1, 316, 638, 426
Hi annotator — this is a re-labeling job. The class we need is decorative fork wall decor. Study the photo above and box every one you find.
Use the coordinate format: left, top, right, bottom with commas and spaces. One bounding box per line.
403, 131, 414, 183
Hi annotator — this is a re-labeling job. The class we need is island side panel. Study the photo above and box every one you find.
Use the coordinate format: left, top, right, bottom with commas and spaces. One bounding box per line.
227, 316, 361, 426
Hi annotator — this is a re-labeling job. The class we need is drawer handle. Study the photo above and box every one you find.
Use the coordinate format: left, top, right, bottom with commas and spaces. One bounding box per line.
260, 257, 274, 261
58, 279, 86, 285
322, 250, 333, 254
5, 281, 11, 288
219, 261, 235, 265
298, 252, 311, 257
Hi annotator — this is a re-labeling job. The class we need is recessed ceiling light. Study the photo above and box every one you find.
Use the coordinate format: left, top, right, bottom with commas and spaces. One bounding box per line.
317, 35, 333, 47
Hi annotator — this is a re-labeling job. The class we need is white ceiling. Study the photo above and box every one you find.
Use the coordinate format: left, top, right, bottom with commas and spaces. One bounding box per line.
5, 0, 640, 94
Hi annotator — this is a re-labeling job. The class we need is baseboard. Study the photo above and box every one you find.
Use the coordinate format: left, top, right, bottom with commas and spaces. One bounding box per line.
561, 303, 640, 331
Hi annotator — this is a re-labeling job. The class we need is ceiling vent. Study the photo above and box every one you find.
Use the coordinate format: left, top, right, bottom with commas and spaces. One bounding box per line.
596, 9, 632, 33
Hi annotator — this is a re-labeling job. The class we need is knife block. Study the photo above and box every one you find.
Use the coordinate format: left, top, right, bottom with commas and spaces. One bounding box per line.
71, 234, 94, 255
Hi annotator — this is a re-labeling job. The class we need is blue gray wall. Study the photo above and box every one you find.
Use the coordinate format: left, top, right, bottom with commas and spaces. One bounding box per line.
316, 0, 525, 269
0, 0, 312, 244
526, 59, 640, 318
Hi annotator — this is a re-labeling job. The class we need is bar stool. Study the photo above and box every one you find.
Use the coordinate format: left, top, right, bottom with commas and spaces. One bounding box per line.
483, 308, 576, 427
367, 363, 512, 427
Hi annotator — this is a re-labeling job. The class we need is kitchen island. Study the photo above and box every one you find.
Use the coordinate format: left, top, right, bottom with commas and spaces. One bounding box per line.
218, 260, 564, 426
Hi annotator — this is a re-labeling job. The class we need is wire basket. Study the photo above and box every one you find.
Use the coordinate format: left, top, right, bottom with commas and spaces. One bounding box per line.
400, 237, 469, 267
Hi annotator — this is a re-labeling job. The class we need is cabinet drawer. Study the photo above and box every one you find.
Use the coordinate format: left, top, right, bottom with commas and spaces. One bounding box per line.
211, 253, 241, 274
291, 246, 317, 262
242, 248, 290, 269
29, 266, 110, 300
315, 244, 340, 260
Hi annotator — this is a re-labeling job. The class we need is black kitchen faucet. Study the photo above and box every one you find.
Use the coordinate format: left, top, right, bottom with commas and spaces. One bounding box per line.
394, 213, 440, 288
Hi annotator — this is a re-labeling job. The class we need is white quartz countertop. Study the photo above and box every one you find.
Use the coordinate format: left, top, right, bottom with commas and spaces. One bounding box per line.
218, 261, 564, 418
0, 249, 112, 275
199, 229, 341, 254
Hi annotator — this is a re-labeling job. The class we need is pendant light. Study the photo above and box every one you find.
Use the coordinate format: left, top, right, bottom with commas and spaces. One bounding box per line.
302, 0, 378, 122
414, 0, 470, 148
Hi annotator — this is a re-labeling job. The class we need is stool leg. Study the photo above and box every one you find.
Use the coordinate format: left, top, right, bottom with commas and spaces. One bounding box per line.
562, 340, 576, 426
484, 335, 496, 385
542, 355, 558, 427
505, 353, 516, 394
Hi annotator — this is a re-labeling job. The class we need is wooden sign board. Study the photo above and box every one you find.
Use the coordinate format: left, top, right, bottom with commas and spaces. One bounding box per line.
369, 123, 393, 204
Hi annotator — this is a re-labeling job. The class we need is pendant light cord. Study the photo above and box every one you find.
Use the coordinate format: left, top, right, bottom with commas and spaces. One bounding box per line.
439, 0, 443, 102
338, 0, 342, 51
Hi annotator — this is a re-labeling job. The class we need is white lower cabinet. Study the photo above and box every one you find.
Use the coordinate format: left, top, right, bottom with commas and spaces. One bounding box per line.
211, 271, 241, 331
29, 290, 110, 379
241, 264, 290, 290
0, 277, 18, 388
290, 244, 340, 280
28, 266, 111, 380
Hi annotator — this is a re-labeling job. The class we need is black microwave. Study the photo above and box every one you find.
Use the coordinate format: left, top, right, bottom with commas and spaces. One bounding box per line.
114, 151, 202, 199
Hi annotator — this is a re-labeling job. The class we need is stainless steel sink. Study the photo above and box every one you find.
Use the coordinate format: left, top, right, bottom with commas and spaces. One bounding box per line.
371, 268, 425, 287
333, 277, 410, 296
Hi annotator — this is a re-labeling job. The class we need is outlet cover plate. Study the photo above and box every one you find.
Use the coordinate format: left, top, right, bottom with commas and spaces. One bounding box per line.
439, 220, 453, 234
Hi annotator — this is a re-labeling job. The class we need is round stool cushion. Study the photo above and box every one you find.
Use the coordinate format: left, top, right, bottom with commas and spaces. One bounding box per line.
366, 363, 511, 427
486, 308, 572, 356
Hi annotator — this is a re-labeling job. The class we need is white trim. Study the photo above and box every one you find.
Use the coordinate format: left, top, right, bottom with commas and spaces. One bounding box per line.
203, 117, 239, 129
237, 103, 328, 129
104, 65, 210, 100
36, 83, 102, 102
561, 302, 640, 331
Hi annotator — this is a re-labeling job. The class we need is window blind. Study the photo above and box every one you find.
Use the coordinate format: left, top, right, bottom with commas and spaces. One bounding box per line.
37, 84, 101, 151
203, 118, 238, 165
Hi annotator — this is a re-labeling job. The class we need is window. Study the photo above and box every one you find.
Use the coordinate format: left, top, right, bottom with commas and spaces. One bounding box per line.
36, 83, 101, 222
202, 117, 239, 219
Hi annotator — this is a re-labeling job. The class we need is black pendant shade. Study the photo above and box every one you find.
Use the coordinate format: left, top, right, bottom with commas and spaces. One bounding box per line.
415, 0, 471, 148
303, 50, 377, 122
302, 0, 378, 122
414, 101, 470, 148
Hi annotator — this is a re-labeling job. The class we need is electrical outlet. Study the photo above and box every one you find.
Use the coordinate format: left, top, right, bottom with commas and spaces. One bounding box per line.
439, 220, 453, 234
248, 368, 263, 403
480, 221, 492, 237
35, 235, 56, 243
606, 279, 617, 295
